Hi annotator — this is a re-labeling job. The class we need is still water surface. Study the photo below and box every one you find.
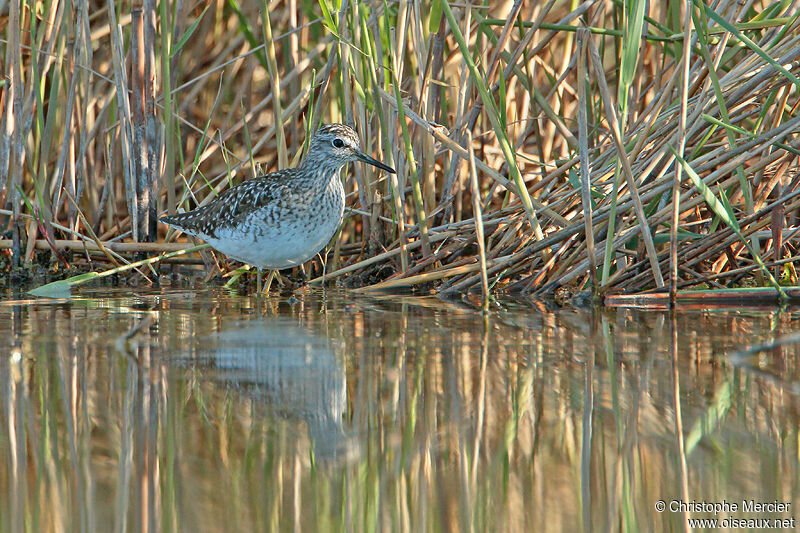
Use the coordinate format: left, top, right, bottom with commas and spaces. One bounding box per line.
0, 287, 798, 532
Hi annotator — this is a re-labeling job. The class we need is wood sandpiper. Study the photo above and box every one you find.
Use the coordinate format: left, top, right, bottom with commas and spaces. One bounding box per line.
160, 123, 396, 292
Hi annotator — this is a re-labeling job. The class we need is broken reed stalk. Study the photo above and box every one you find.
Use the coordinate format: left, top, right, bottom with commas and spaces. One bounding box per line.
130, 0, 160, 242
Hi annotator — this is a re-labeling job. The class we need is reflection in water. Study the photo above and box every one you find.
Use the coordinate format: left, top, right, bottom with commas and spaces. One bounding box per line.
0, 290, 798, 532
190, 324, 356, 462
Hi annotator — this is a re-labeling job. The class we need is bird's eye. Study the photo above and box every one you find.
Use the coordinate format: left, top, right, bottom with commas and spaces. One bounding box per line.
332, 138, 345, 148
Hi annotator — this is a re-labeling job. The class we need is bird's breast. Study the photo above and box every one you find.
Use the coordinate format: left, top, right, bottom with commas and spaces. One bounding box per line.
206, 176, 345, 270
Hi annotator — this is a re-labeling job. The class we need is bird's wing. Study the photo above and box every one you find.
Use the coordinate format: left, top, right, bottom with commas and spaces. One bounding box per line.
160, 171, 292, 238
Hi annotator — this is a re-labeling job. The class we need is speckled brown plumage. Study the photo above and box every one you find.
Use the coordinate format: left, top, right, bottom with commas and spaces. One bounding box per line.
160, 124, 395, 272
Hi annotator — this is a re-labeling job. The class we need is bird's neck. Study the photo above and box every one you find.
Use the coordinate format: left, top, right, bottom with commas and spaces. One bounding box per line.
299, 155, 345, 186
298, 158, 343, 196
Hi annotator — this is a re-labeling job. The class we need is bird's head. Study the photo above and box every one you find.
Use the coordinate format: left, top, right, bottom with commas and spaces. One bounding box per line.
304, 123, 396, 174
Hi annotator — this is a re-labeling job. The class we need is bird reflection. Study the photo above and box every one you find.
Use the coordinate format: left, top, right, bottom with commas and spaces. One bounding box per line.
190, 323, 357, 463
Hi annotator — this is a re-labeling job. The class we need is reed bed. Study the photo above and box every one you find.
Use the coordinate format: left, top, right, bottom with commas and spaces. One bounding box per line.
1, 0, 799, 298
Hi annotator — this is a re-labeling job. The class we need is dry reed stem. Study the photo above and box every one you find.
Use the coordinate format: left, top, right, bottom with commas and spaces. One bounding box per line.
587, 38, 664, 288
576, 28, 596, 291
0, 240, 195, 253
669, 0, 693, 302
467, 131, 489, 305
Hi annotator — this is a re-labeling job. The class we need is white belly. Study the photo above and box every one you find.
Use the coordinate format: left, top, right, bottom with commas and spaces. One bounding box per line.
204, 194, 344, 270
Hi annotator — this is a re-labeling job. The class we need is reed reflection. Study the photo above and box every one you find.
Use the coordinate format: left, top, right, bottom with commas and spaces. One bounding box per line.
0, 291, 798, 532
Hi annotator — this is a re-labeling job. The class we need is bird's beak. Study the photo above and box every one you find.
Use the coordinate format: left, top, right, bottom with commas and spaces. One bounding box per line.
355, 150, 396, 173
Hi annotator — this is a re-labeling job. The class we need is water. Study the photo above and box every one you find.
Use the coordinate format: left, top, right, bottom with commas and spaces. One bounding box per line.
0, 287, 798, 532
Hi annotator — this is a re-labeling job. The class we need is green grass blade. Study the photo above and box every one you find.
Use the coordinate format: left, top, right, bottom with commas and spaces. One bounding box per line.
619, 0, 646, 94
29, 244, 211, 298
692, 2, 752, 211
669, 147, 786, 299
697, 0, 800, 88
318, 0, 338, 33
700, 114, 800, 157
228, 0, 267, 68
171, 2, 211, 58
438, 0, 543, 240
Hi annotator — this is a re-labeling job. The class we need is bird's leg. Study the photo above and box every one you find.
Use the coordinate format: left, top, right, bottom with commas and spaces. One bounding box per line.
256, 267, 262, 294
317, 251, 328, 291
264, 270, 277, 293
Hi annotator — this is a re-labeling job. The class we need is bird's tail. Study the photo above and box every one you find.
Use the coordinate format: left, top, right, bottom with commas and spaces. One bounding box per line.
159, 212, 191, 230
